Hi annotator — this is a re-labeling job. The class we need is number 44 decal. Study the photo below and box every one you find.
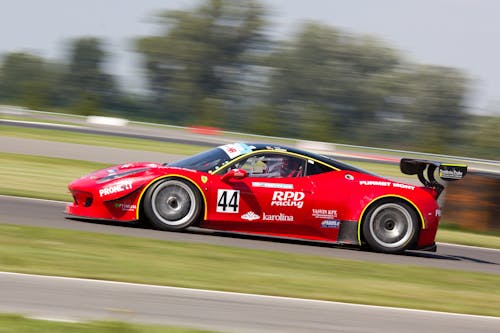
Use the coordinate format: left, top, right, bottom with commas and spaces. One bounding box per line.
217, 189, 240, 213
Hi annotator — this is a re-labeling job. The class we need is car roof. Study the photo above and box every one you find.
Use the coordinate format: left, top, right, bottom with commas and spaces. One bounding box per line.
246, 143, 370, 174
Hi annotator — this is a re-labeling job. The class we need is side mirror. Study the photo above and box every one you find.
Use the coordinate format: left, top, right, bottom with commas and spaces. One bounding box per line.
221, 168, 248, 182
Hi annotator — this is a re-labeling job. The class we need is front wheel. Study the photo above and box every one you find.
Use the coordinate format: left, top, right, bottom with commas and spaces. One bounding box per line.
362, 200, 419, 253
143, 179, 202, 231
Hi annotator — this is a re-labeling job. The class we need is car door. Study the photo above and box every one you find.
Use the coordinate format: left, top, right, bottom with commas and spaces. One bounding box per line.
204, 152, 318, 238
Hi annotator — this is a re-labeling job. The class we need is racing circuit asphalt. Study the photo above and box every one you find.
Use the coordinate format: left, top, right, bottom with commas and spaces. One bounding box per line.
2, 271, 499, 333
1, 133, 500, 274
2, 122, 500, 332
1, 195, 500, 274
1, 195, 500, 332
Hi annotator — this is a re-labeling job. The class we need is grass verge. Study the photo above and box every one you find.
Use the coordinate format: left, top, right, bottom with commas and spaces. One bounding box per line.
0, 224, 499, 317
1, 125, 206, 155
437, 228, 500, 248
0, 314, 215, 333
0, 153, 109, 202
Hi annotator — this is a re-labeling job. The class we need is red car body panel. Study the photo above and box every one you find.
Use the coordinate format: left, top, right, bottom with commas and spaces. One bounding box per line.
67, 143, 462, 252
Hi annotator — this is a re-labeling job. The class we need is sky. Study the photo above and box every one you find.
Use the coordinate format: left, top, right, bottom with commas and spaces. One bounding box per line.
1, 0, 499, 114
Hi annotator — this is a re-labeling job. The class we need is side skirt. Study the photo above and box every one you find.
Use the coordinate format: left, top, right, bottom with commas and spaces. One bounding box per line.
337, 220, 359, 245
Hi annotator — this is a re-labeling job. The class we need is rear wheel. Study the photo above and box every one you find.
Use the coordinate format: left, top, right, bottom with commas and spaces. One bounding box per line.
362, 200, 419, 253
144, 179, 201, 231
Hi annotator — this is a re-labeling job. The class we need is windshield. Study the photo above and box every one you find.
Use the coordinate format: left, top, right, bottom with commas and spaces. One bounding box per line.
167, 143, 253, 172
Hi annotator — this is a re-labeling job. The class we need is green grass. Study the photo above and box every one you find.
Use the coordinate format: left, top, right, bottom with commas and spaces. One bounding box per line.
0, 224, 499, 317
0, 153, 110, 202
1, 126, 206, 155
437, 228, 500, 249
348, 160, 405, 178
0, 314, 216, 333
2, 115, 79, 126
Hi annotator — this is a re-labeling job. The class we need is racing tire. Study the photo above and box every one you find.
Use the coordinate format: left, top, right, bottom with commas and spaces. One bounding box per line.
143, 178, 202, 231
362, 200, 419, 253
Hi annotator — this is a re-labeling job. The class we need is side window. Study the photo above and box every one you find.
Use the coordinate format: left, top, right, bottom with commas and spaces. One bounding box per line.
305, 160, 335, 176
243, 154, 305, 178
219, 153, 311, 178
239, 156, 267, 176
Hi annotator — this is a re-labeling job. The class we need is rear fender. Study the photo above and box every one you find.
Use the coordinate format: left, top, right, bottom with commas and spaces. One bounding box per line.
357, 195, 425, 246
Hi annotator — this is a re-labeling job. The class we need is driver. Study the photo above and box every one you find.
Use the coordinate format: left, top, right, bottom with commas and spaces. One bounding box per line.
281, 157, 303, 177
264, 156, 302, 178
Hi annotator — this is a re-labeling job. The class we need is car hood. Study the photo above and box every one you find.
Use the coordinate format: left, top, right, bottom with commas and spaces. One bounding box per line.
86, 162, 161, 179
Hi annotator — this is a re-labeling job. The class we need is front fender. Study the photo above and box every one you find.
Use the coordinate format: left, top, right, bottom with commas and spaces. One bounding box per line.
135, 174, 209, 221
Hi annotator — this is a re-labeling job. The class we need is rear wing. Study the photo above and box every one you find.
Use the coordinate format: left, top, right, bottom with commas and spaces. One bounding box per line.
400, 158, 467, 196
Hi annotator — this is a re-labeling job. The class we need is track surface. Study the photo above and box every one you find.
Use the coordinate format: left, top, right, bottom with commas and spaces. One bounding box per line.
2, 124, 500, 331
2, 196, 499, 274
2, 271, 499, 333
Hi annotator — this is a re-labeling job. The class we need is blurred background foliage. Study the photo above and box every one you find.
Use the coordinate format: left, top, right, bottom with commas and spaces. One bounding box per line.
0, 0, 498, 159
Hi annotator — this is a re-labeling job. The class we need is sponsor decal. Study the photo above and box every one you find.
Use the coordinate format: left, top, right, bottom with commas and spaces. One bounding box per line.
345, 174, 355, 180
312, 209, 337, 219
241, 211, 260, 221
220, 143, 252, 159
359, 180, 415, 190
217, 189, 240, 213
233, 170, 246, 178
252, 182, 294, 189
359, 180, 391, 186
201, 176, 208, 184
271, 191, 305, 208
321, 220, 340, 228
99, 180, 133, 197
392, 183, 415, 190
114, 203, 137, 211
262, 213, 294, 222
440, 169, 463, 179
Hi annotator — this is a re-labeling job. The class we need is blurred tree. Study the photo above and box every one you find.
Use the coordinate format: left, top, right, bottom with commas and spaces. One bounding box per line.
0, 52, 59, 108
266, 22, 401, 142
61, 37, 120, 114
0, 5, 491, 159
246, 104, 277, 135
135, 0, 269, 125
469, 115, 500, 160
403, 65, 470, 153
73, 92, 100, 117
265, 22, 472, 154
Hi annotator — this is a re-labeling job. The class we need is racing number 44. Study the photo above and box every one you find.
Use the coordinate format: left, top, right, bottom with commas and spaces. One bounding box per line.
217, 190, 240, 213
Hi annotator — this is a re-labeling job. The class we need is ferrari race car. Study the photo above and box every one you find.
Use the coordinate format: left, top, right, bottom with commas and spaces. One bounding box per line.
66, 143, 467, 253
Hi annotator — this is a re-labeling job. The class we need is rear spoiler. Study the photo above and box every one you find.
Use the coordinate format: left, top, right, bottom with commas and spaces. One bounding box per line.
400, 158, 467, 196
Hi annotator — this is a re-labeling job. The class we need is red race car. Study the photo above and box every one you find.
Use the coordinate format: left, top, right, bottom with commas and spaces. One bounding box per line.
66, 143, 467, 253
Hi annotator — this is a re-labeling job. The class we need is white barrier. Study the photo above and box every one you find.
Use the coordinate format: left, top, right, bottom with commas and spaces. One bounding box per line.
86, 116, 128, 127
0, 105, 28, 115
296, 140, 336, 154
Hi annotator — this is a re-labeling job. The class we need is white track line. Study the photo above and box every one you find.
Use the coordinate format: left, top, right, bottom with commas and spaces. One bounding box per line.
1, 271, 499, 320
437, 242, 500, 252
